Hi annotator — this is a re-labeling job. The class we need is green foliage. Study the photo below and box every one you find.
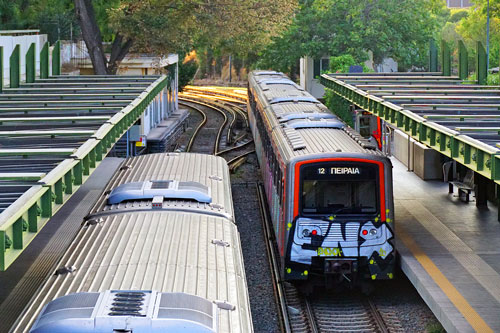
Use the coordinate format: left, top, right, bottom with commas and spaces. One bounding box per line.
426, 322, 446, 333
324, 90, 353, 127
259, 0, 442, 72
178, 56, 198, 91
329, 54, 372, 73
0, 0, 30, 29
440, 0, 500, 70
465, 72, 500, 85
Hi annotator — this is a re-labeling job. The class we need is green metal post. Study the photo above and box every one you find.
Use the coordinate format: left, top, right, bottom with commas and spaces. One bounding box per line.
52, 40, 61, 76
477, 41, 487, 85
0, 47, 3, 92
40, 42, 49, 79
10, 44, 20, 88
26, 43, 36, 83
441, 40, 451, 76
458, 40, 468, 80
429, 40, 438, 72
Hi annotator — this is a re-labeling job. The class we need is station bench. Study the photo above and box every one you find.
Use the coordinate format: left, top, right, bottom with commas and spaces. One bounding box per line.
448, 170, 474, 203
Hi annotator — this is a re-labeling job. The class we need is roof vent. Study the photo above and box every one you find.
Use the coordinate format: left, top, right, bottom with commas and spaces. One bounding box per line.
254, 71, 281, 76
282, 127, 306, 150
284, 118, 344, 129
107, 180, 211, 205
259, 80, 303, 90
278, 112, 337, 123
30, 290, 218, 333
270, 96, 319, 104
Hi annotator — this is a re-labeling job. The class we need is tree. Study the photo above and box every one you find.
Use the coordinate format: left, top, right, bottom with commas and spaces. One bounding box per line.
455, 0, 500, 68
74, 0, 297, 75
258, 0, 443, 73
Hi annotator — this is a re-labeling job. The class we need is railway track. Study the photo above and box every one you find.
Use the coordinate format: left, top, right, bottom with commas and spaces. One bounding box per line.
257, 183, 402, 333
178, 89, 254, 172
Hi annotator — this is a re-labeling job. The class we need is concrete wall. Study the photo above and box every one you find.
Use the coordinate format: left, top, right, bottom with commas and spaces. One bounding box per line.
393, 129, 443, 180
300, 56, 326, 98
393, 129, 415, 170
413, 141, 443, 180
0, 34, 48, 85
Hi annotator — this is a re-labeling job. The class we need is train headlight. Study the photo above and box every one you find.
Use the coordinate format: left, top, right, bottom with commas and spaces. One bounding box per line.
369, 229, 377, 236
302, 229, 310, 237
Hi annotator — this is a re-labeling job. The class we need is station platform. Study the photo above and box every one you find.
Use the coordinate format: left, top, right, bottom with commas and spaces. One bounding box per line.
394, 157, 500, 333
147, 108, 189, 152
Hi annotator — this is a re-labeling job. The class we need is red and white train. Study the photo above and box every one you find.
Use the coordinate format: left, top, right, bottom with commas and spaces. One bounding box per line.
248, 71, 395, 287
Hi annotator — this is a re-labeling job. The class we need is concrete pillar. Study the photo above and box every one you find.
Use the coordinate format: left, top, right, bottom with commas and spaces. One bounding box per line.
52, 40, 61, 76
477, 41, 487, 85
10, 44, 20, 88
475, 172, 488, 207
441, 40, 451, 76
429, 40, 438, 72
26, 43, 35, 83
40, 42, 49, 79
458, 40, 468, 80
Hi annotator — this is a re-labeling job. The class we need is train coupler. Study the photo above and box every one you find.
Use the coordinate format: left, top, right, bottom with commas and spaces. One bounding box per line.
324, 258, 358, 275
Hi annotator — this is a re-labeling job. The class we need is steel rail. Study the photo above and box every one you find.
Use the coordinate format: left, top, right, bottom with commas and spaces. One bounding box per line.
303, 298, 319, 333
365, 296, 390, 333
179, 97, 228, 154
216, 139, 254, 156
180, 94, 236, 145
257, 183, 291, 333
181, 87, 249, 128
178, 101, 207, 152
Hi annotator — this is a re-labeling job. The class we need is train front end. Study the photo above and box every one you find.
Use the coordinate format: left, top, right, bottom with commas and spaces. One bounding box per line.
285, 155, 395, 285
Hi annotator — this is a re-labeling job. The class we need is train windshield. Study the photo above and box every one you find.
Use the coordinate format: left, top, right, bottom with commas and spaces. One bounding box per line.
300, 163, 379, 215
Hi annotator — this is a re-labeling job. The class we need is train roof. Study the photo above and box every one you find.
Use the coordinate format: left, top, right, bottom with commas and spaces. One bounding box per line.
89, 152, 234, 221
249, 72, 383, 161
13, 211, 251, 333
12, 153, 252, 333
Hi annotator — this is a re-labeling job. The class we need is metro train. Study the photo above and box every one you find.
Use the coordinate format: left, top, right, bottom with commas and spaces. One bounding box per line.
12, 153, 253, 333
247, 71, 395, 288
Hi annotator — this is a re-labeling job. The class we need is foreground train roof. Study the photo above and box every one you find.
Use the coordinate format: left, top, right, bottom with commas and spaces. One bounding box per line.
0, 74, 168, 270
321, 72, 500, 184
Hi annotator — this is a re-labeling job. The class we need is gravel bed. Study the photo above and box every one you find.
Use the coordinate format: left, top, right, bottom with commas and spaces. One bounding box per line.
371, 269, 443, 332
231, 155, 280, 333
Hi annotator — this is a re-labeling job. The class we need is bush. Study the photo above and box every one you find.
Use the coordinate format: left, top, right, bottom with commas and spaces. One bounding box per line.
178, 57, 198, 91
329, 54, 373, 73
324, 90, 354, 127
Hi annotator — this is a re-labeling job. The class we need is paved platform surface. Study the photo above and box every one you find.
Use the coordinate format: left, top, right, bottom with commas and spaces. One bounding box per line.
0, 157, 123, 333
393, 157, 500, 333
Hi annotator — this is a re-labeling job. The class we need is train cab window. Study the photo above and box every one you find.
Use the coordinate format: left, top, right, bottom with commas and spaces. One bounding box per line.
300, 163, 379, 215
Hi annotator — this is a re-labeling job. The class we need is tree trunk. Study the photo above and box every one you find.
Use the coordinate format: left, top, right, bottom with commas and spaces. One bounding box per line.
108, 33, 133, 75
74, 0, 108, 74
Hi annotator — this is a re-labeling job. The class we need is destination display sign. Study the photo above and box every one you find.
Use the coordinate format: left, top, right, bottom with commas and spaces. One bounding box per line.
317, 167, 361, 175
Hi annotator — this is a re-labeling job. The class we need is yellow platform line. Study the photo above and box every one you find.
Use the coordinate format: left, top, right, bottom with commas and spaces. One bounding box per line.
398, 226, 493, 333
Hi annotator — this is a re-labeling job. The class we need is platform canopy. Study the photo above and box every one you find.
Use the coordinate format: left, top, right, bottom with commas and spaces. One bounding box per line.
0, 74, 169, 270
321, 72, 500, 185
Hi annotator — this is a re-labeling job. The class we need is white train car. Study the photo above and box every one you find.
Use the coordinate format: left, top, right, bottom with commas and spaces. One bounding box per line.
248, 71, 395, 288
12, 153, 253, 333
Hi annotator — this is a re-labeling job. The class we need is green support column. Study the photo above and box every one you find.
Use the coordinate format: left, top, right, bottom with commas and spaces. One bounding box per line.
441, 40, 451, 76
40, 42, 49, 79
0, 47, 3, 92
26, 43, 36, 83
10, 44, 20, 88
429, 40, 438, 72
458, 40, 468, 80
52, 40, 61, 76
477, 41, 487, 85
